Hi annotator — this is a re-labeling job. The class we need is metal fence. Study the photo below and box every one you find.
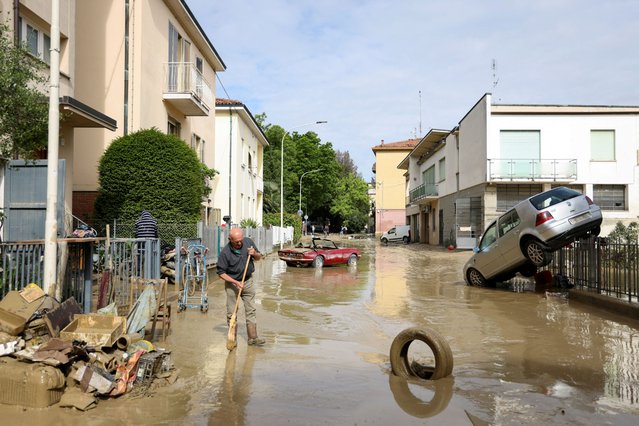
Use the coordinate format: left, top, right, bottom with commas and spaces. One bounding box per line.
546, 237, 639, 303
0, 223, 281, 312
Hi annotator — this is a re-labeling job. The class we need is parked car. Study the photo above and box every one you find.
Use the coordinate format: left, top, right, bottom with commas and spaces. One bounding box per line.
464, 186, 602, 286
278, 237, 361, 268
380, 225, 411, 244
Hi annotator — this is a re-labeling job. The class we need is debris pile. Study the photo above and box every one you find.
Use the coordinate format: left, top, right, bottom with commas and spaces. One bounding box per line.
0, 283, 176, 411
161, 246, 177, 285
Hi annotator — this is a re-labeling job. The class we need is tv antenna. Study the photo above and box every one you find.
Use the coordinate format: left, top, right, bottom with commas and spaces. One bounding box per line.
419, 90, 422, 136
492, 59, 499, 90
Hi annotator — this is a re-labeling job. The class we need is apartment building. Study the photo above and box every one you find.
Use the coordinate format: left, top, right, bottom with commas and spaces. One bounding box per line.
72, 0, 226, 224
0, 0, 117, 240
214, 99, 268, 226
401, 93, 639, 248
371, 139, 419, 235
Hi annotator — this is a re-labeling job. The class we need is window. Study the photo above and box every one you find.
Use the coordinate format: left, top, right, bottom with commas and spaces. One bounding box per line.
479, 222, 498, 251
591, 130, 615, 161
498, 209, 521, 237
191, 134, 203, 160
438, 158, 446, 182
167, 117, 181, 136
499, 130, 540, 178
19, 17, 51, 64
593, 185, 626, 210
496, 184, 542, 211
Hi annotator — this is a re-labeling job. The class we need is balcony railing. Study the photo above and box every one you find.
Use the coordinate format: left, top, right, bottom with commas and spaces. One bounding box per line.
163, 62, 213, 116
488, 158, 577, 181
409, 183, 438, 203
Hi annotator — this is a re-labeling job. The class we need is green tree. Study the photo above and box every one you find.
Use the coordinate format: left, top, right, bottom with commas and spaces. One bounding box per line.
0, 22, 49, 159
330, 173, 370, 231
94, 128, 217, 224
260, 118, 370, 232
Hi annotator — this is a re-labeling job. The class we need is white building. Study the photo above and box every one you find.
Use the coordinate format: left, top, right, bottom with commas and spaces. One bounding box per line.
401, 93, 639, 247
213, 99, 268, 226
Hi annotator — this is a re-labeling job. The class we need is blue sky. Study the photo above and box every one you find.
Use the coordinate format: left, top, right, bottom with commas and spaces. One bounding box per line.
188, 0, 639, 181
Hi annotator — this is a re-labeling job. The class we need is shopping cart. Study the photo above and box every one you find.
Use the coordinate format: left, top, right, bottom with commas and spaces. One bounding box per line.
178, 243, 209, 312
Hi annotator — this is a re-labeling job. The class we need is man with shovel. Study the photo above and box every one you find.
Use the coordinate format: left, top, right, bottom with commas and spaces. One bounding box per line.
217, 228, 266, 346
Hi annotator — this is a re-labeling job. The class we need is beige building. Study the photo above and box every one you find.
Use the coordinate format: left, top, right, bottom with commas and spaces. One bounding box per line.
0, 0, 117, 239
371, 139, 419, 235
72, 0, 226, 223
214, 99, 268, 226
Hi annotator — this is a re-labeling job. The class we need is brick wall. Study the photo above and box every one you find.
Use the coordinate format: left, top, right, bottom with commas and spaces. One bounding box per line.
72, 191, 98, 226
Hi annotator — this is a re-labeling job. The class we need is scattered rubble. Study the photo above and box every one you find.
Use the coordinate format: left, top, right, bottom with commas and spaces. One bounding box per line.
0, 282, 176, 410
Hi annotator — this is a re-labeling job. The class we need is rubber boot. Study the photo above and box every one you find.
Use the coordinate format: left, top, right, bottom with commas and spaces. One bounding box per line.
247, 323, 265, 346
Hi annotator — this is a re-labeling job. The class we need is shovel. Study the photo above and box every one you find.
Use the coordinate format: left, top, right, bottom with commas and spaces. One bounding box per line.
226, 256, 251, 351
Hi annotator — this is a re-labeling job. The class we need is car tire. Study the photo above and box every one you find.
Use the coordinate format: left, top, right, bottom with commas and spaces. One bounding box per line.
390, 327, 454, 380
347, 254, 357, 266
381, 237, 388, 244
312, 256, 324, 268
519, 262, 537, 277
403, 236, 409, 244
466, 268, 487, 286
524, 239, 551, 267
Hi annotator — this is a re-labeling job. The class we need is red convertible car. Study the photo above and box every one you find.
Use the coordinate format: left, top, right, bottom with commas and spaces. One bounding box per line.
278, 237, 361, 268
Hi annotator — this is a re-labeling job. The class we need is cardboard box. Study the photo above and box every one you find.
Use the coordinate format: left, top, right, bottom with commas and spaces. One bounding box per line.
60, 314, 126, 347
0, 308, 26, 336
0, 357, 65, 408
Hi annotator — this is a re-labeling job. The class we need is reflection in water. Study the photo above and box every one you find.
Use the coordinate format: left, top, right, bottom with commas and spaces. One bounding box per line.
388, 375, 453, 418
207, 348, 260, 425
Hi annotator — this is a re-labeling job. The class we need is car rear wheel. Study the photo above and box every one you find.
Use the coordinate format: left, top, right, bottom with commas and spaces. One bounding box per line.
524, 239, 551, 267
403, 236, 409, 244
381, 237, 388, 244
347, 254, 357, 266
466, 268, 487, 286
312, 256, 324, 268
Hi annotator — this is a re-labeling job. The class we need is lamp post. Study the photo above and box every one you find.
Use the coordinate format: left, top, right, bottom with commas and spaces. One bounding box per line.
280, 121, 327, 249
299, 168, 323, 214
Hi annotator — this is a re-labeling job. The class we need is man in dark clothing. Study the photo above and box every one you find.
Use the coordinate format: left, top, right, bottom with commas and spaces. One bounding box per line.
217, 227, 265, 346
135, 210, 158, 239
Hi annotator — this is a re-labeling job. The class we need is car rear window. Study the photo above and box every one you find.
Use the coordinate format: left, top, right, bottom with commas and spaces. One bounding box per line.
529, 187, 581, 210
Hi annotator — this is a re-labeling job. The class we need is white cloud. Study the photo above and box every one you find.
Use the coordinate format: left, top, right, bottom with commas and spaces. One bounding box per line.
188, 0, 639, 180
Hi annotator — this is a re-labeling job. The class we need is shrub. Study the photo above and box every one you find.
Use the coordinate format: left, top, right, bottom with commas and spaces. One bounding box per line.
95, 128, 217, 225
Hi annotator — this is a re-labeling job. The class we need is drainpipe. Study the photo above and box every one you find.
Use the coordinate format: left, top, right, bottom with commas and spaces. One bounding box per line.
123, 0, 130, 135
12, 0, 19, 44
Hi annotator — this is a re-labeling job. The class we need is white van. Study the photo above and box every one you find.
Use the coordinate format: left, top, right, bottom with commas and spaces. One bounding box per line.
380, 225, 411, 244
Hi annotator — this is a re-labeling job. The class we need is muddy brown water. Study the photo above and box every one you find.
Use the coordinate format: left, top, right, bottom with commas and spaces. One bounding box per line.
2, 238, 639, 425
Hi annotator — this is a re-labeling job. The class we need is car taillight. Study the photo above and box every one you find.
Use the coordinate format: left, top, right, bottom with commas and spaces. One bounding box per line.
536, 211, 554, 226
586, 196, 594, 205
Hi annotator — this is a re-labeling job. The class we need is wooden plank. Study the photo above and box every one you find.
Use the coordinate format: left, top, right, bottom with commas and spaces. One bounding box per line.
43, 297, 83, 338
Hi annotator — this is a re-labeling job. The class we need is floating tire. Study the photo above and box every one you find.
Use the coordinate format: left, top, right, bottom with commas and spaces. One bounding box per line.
390, 327, 453, 380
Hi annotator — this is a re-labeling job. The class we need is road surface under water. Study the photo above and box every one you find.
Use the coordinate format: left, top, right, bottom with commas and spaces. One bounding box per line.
2, 237, 639, 425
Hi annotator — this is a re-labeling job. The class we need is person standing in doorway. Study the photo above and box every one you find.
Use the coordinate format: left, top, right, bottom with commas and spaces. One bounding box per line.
217, 228, 265, 346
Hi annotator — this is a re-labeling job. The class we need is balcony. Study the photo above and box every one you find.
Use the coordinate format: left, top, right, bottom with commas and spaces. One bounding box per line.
488, 158, 577, 182
163, 62, 213, 116
409, 183, 438, 203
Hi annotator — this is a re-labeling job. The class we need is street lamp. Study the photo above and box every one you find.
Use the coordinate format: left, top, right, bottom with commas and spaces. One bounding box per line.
299, 168, 323, 215
280, 121, 327, 249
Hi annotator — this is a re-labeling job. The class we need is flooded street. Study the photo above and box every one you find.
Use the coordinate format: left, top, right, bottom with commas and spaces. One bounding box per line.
2, 238, 639, 425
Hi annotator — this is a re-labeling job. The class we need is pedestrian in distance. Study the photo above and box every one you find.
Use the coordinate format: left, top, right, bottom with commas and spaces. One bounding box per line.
134, 210, 158, 239
217, 228, 266, 346
134, 210, 158, 274
324, 224, 329, 237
